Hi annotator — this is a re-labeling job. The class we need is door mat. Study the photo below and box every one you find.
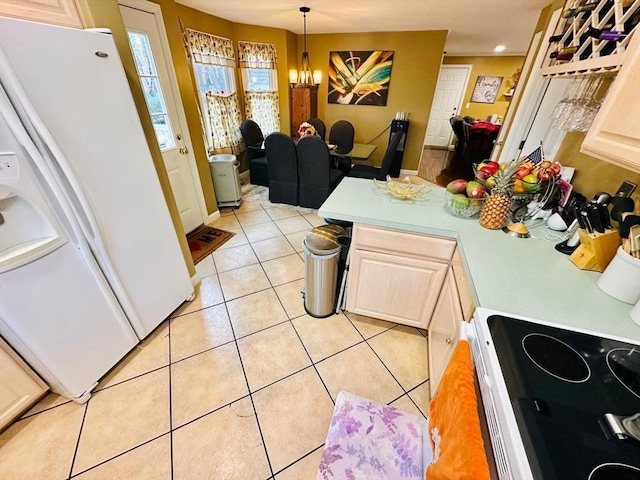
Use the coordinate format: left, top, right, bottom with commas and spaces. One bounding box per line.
187, 226, 235, 265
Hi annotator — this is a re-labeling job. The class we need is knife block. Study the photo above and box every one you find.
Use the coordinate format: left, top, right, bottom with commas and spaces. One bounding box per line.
569, 228, 621, 272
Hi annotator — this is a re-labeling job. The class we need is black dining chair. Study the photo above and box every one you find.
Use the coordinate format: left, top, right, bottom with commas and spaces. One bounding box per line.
347, 130, 405, 181
297, 135, 345, 209
306, 118, 326, 140
329, 120, 355, 154
265, 132, 298, 205
329, 120, 355, 174
239, 119, 268, 186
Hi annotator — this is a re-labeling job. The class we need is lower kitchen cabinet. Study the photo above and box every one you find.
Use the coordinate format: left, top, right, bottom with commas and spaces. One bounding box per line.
428, 267, 463, 397
345, 224, 454, 329
347, 249, 448, 328
0, 338, 48, 430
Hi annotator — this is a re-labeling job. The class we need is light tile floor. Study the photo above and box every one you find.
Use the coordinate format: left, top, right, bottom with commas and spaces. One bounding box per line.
0, 198, 430, 480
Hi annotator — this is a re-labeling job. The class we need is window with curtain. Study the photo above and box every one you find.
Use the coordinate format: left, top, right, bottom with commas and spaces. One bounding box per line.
183, 27, 242, 154
238, 41, 280, 135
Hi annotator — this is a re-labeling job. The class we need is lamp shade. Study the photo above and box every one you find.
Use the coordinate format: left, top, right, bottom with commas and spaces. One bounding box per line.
313, 70, 322, 85
289, 69, 298, 84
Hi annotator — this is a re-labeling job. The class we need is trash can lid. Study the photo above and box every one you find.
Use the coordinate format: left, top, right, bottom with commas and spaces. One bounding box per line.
208, 154, 236, 163
304, 224, 347, 255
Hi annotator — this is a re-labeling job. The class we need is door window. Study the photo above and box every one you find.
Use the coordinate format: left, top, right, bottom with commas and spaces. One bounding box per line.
127, 31, 176, 151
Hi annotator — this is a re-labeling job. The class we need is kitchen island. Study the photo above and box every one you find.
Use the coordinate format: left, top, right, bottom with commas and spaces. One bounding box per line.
319, 177, 640, 340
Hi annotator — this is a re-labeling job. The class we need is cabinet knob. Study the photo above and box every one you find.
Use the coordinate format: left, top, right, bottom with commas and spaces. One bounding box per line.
179, 147, 189, 155
445, 337, 453, 345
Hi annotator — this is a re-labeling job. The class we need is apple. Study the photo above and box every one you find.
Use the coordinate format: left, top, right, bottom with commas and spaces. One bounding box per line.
540, 160, 552, 169
537, 169, 551, 181
479, 165, 496, 177
446, 179, 468, 194
547, 163, 561, 176
516, 165, 532, 180
486, 161, 500, 173
466, 181, 485, 199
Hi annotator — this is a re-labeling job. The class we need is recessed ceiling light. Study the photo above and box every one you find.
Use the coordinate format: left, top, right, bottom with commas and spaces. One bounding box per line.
495, 45, 506, 52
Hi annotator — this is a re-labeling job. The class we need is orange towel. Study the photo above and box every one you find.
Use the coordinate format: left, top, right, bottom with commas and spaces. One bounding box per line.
426, 340, 490, 480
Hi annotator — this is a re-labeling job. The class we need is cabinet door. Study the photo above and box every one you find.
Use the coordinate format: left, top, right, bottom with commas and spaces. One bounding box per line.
581, 32, 640, 173
0, 0, 85, 28
0, 338, 48, 430
346, 249, 447, 328
452, 247, 476, 321
428, 268, 462, 398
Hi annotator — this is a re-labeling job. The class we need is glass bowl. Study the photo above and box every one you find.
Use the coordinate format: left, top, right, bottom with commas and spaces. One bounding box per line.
373, 176, 429, 200
444, 190, 486, 218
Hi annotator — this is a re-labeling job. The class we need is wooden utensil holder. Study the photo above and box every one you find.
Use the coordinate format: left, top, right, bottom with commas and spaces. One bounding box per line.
569, 228, 621, 272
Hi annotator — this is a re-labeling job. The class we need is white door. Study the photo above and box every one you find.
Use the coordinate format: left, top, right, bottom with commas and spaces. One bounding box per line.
119, 2, 203, 233
424, 66, 471, 147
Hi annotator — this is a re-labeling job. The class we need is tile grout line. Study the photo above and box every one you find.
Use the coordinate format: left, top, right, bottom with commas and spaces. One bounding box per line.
67, 433, 170, 478
168, 314, 175, 480
222, 295, 276, 479
66, 401, 88, 480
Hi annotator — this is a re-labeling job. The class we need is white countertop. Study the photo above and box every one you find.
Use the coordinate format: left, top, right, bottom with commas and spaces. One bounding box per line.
319, 177, 640, 340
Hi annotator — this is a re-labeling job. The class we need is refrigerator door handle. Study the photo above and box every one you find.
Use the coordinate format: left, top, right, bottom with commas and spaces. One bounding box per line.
0, 48, 146, 337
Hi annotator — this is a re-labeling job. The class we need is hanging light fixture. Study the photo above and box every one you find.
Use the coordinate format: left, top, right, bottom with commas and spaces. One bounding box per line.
293, 6, 319, 87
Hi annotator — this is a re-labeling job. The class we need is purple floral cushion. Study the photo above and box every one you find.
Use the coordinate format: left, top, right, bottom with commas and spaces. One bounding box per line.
317, 391, 429, 480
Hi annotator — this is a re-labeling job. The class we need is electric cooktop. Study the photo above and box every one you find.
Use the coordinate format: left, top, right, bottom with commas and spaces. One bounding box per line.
487, 314, 640, 480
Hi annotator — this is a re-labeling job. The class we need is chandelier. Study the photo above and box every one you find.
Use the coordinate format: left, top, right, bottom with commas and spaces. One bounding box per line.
289, 6, 321, 87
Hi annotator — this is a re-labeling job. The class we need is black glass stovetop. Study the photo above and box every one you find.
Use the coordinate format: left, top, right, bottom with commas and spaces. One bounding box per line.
488, 314, 640, 480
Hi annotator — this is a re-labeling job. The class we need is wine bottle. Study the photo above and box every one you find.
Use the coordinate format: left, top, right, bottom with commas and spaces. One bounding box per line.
556, 46, 577, 61
599, 30, 628, 41
549, 34, 564, 42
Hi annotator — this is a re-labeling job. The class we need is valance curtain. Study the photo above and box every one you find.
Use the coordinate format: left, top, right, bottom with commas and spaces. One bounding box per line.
238, 41, 280, 134
238, 41, 277, 69
183, 27, 242, 153
184, 28, 235, 66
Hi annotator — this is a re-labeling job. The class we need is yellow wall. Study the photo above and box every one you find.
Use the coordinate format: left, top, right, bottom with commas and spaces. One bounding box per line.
304, 31, 448, 170
555, 136, 640, 208
443, 56, 525, 123
81, 0, 195, 277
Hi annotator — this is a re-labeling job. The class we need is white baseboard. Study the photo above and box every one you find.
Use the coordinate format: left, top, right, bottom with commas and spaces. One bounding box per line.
400, 168, 418, 177
206, 210, 221, 224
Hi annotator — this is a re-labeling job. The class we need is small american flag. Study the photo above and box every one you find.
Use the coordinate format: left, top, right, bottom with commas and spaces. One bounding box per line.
524, 144, 544, 165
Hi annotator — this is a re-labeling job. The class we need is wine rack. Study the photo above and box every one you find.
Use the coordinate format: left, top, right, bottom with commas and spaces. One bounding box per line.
542, 0, 640, 76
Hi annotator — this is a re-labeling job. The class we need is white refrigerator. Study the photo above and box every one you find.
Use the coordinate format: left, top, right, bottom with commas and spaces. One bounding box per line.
0, 17, 194, 402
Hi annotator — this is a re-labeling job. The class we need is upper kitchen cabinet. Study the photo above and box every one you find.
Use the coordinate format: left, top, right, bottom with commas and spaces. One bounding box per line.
0, 0, 85, 28
581, 30, 640, 172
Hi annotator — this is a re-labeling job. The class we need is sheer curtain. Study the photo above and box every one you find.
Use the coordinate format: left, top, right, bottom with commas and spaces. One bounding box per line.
238, 41, 280, 134
183, 27, 242, 154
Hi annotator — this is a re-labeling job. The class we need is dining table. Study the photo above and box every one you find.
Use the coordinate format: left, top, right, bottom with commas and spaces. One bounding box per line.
330, 143, 377, 161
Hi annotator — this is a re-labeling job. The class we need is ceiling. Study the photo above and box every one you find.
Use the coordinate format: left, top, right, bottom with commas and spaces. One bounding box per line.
176, 0, 552, 56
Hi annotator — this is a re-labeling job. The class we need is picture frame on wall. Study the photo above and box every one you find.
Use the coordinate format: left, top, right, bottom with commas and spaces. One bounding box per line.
328, 50, 394, 105
471, 75, 503, 104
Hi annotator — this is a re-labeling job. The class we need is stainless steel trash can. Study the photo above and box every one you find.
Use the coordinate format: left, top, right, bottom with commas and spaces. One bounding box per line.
302, 224, 347, 318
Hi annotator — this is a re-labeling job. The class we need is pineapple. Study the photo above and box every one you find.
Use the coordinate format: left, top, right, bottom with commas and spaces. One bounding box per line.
479, 160, 519, 229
